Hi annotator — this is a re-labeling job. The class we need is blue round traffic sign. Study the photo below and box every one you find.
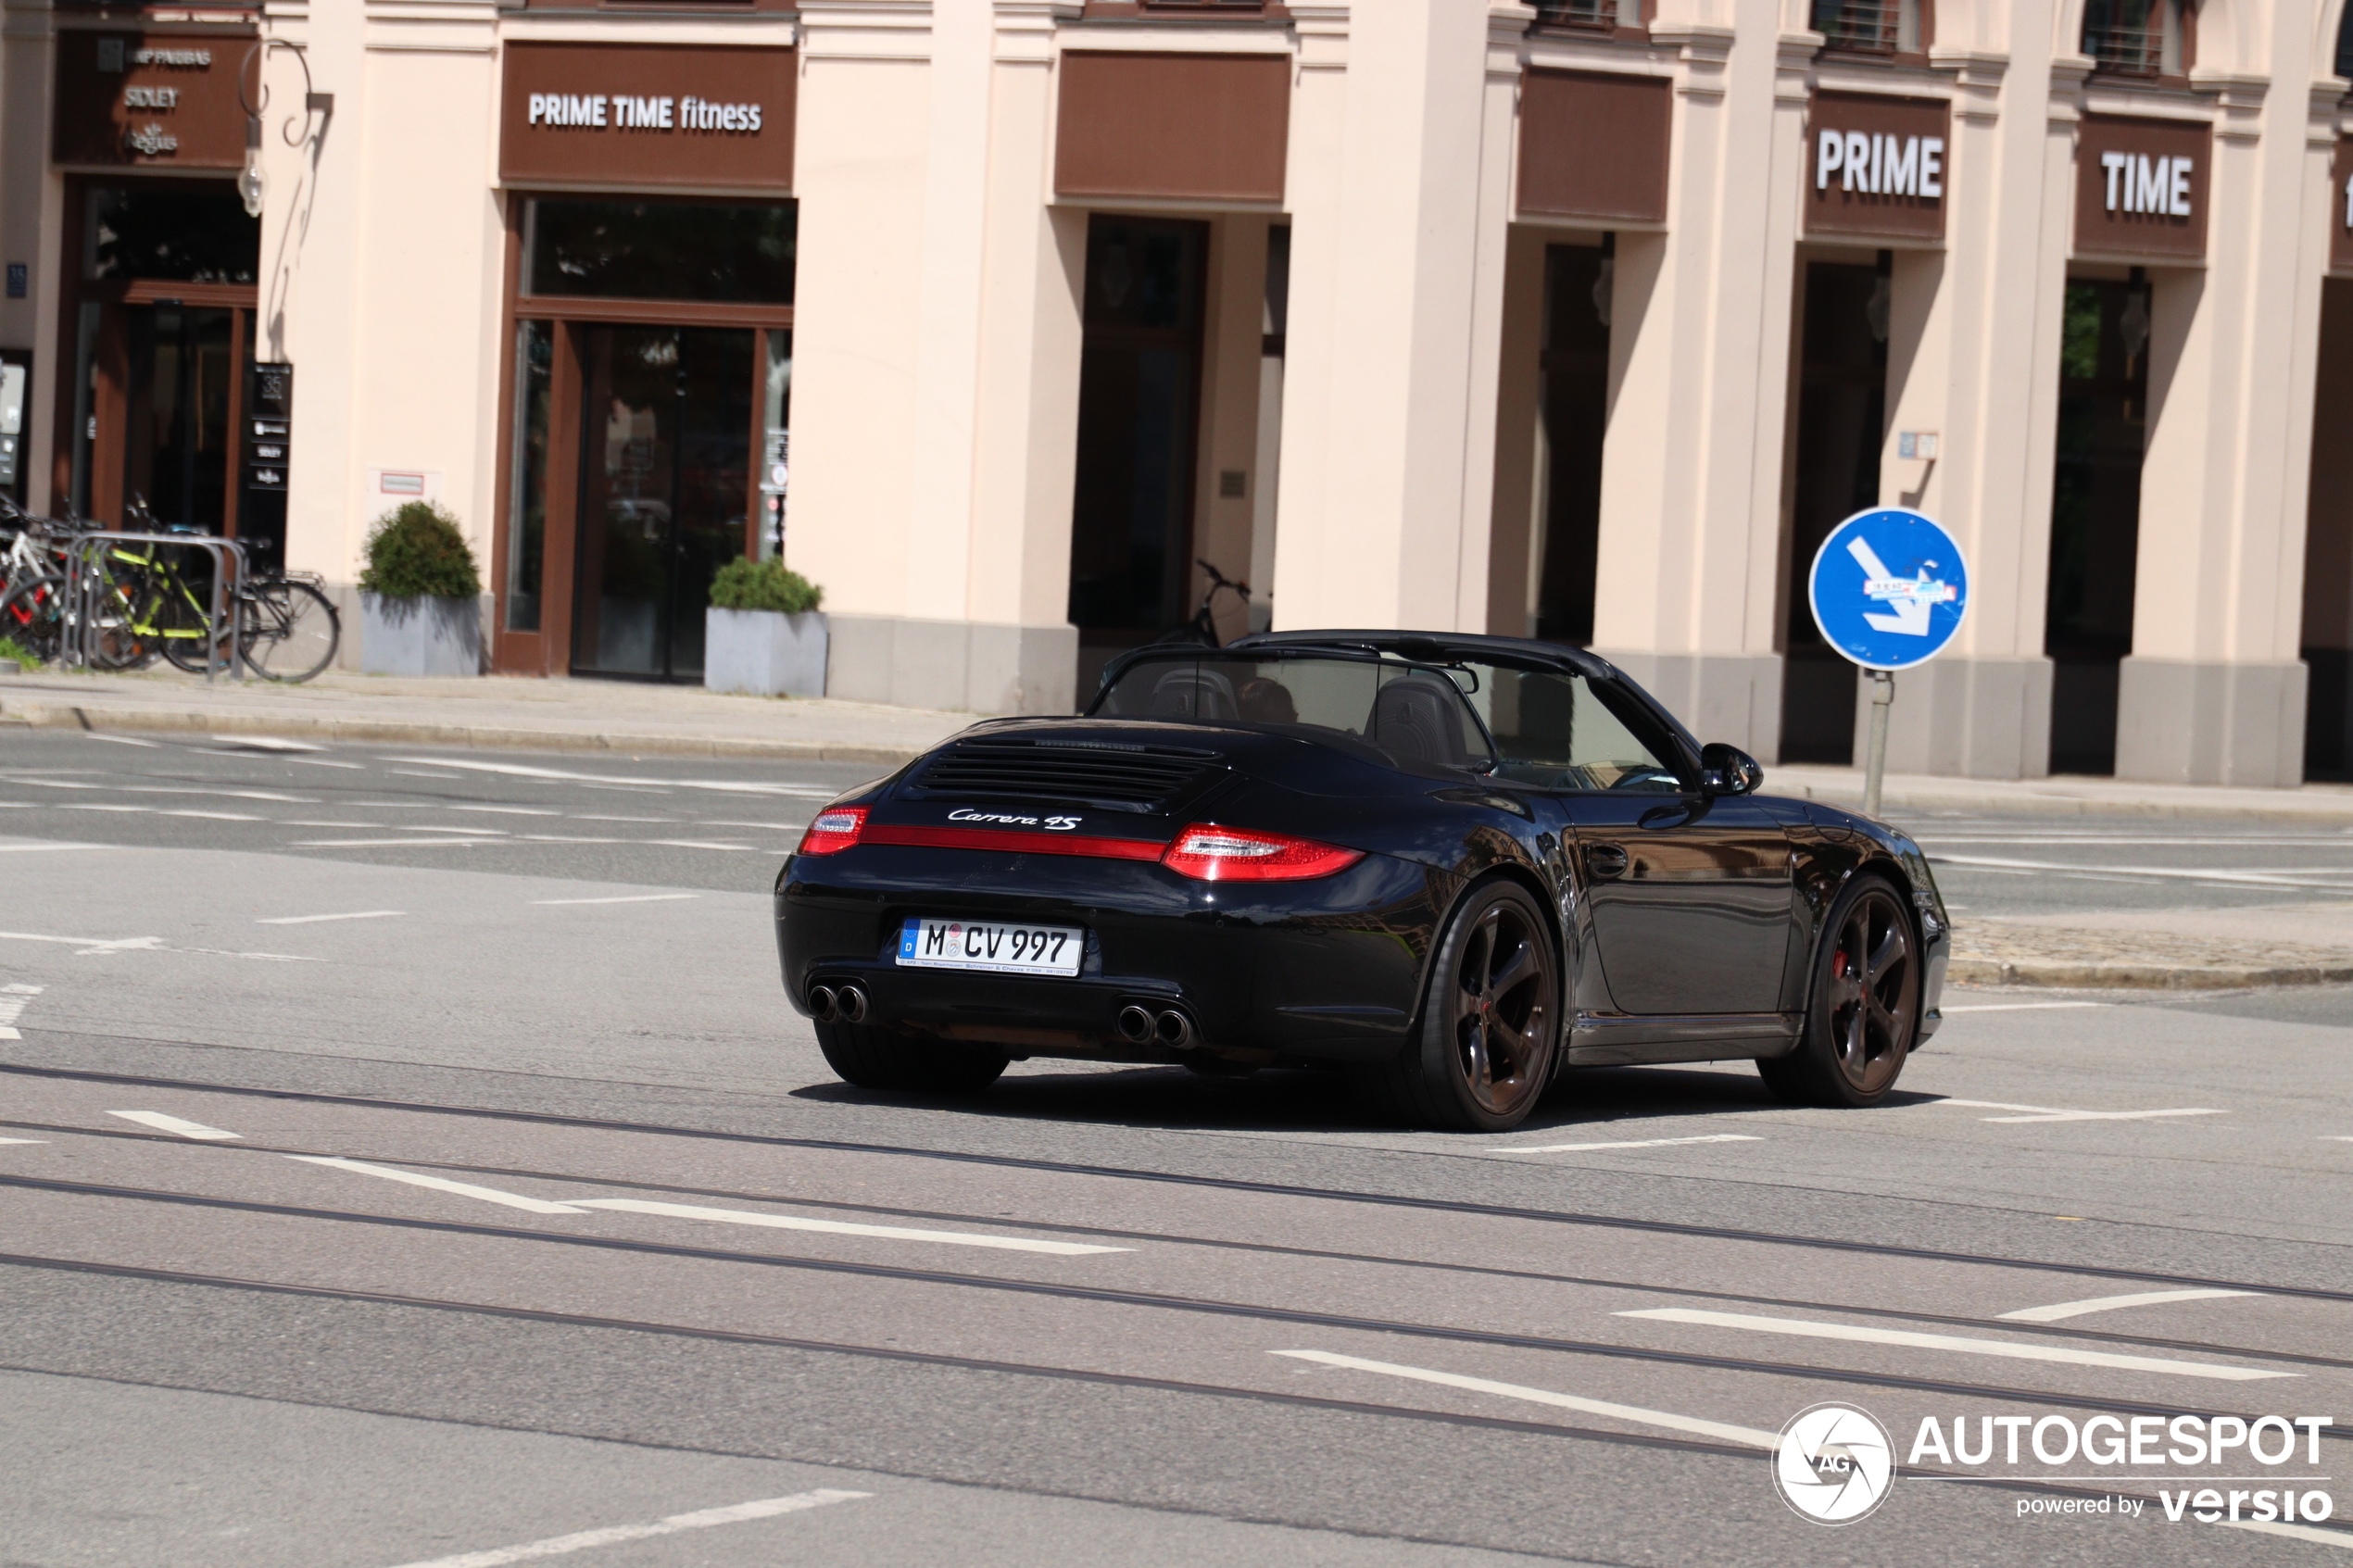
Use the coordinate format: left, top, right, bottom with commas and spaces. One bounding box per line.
1807, 508, 1969, 671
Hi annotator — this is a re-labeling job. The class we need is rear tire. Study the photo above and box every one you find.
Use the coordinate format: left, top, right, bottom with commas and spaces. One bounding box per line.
813, 1020, 1009, 1096
1757, 872, 1919, 1108
0, 573, 64, 663
1359, 878, 1559, 1132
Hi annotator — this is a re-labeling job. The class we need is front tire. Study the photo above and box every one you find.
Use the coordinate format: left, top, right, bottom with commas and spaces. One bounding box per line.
813, 1019, 1009, 1096
1362, 878, 1560, 1132
1758, 873, 1919, 1108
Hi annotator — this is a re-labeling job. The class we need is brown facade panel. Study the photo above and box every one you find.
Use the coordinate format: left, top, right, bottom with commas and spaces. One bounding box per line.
1054, 52, 1289, 204
2334, 137, 2353, 276
1516, 70, 1670, 227
53, 28, 255, 170
499, 43, 795, 193
2073, 114, 2209, 262
1804, 92, 1948, 244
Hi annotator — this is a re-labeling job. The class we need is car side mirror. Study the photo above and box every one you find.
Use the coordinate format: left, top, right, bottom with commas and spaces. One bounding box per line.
1699, 742, 1763, 797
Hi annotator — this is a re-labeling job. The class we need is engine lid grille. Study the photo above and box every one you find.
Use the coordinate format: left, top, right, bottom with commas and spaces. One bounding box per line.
909, 737, 1222, 811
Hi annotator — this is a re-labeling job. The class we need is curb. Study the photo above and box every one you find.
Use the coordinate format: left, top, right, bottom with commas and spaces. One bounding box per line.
1947, 955, 2353, 990
0, 698, 928, 767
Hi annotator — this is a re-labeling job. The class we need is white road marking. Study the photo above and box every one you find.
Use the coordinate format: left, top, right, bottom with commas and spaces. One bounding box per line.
1928, 852, 2353, 893
288, 1156, 585, 1215
388, 769, 463, 780
1271, 1350, 1780, 1448
1940, 1001, 2111, 1014
384, 757, 835, 798
448, 805, 560, 816
1932, 1098, 2227, 1124
572, 814, 672, 823
290, 837, 501, 847
160, 809, 265, 822
0, 931, 167, 955
0, 1138, 46, 1145
0, 842, 115, 852
2327, 1136, 2353, 1143
60, 804, 150, 812
1997, 1288, 2261, 1323
397, 824, 509, 835
120, 784, 314, 804
0, 982, 42, 1040
107, 1110, 241, 1141
283, 821, 384, 828
378, 1489, 872, 1568
1615, 1308, 2294, 1381
86, 734, 159, 747
648, 839, 753, 852
531, 894, 698, 906
257, 910, 405, 925
571, 1197, 1129, 1255
700, 820, 807, 832
2224, 1520, 2353, 1551
515, 835, 625, 845
214, 735, 325, 751
1495, 1134, 1763, 1155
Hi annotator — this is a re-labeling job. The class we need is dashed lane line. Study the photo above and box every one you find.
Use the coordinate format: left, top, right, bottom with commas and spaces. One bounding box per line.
1933, 1098, 2228, 1124
287, 1156, 586, 1215
570, 1197, 1132, 1256
1272, 1349, 1780, 1448
1940, 1002, 2111, 1014
107, 1110, 241, 1141
1928, 852, 2353, 893
289, 837, 504, 848
0, 843, 116, 853
531, 894, 698, 906
0, 983, 40, 1040
1495, 1134, 1763, 1155
256, 910, 406, 925
0, 1138, 46, 1146
383, 756, 839, 798
378, 1490, 872, 1568
1614, 1308, 2295, 1381
1998, 1289, 2262, 1323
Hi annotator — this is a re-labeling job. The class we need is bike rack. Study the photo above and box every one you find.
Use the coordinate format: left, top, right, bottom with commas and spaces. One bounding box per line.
59, 532, 249, 684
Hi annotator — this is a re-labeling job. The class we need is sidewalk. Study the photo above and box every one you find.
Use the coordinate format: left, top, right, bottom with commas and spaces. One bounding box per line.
0, 668, 970, 763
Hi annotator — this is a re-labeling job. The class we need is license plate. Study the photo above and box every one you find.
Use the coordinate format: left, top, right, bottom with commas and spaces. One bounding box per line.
897, 917, 1085, 977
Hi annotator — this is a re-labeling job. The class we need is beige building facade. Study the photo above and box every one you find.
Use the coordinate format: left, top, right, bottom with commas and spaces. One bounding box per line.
8, 0, 2353, 786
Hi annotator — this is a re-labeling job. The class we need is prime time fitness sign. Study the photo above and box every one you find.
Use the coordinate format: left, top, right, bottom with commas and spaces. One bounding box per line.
2074, 114, 2209, 260
501, 43, 795, 193
1806, 93, 1949, 243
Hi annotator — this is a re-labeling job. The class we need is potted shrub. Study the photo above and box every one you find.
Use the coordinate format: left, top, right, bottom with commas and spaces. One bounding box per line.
705, 556, 825, 696
359, 501, 484, 677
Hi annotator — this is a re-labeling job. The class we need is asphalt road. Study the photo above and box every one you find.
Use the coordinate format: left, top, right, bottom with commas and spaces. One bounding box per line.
2, 728, 2350, 1566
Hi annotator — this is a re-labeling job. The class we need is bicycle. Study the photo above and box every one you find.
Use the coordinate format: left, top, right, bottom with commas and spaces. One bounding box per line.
1151, 558, 1254, 649
0, 498, 94, 666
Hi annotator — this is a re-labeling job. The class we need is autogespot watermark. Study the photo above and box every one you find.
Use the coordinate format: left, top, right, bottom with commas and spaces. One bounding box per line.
1772, 1406, 2337, 1529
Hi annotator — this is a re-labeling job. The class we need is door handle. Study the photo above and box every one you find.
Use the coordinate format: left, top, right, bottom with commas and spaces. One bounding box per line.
1586, 844, 1629, 880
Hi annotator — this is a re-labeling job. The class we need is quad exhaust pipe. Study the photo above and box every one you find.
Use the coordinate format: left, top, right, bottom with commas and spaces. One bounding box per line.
1114, 1004, 1194, 1050
808, 983, 868, 1024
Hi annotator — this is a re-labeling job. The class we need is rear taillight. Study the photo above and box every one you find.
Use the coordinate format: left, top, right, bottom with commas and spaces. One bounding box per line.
797, 806, 868, 855
1161, 824, 1364, 882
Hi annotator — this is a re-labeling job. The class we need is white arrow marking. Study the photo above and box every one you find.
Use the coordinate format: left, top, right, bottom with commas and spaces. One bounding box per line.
1848, 538, 1935, 636
0, 983, 40, 1040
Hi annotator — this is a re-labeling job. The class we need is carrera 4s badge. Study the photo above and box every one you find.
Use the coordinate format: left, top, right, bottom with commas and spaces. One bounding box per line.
945, 808, 1083, 831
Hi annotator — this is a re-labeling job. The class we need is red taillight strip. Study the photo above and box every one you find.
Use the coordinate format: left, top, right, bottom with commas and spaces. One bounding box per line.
861, 823, 1167, 861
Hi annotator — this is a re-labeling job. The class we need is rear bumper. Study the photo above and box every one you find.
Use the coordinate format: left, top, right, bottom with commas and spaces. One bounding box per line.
774, 845, 1441, 1063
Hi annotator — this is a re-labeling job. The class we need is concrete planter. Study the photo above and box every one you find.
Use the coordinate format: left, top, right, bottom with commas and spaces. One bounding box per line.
704, 607, 827, 697
360, 592, 482, 678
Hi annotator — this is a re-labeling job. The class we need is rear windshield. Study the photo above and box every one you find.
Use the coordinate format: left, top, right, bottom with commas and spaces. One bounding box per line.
1090, 650, 1680, 789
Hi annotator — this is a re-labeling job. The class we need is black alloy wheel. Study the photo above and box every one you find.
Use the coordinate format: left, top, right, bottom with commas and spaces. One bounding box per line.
1759, 873, 1919, 1108
814, 1018, 1010, 1096
1364, 878, 1560, 1132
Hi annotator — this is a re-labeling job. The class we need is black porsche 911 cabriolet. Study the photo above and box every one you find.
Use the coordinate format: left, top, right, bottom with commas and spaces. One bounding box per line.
774, 630, 1948, 1131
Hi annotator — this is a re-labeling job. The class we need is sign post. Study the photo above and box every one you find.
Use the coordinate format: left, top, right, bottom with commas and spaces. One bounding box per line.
1806, 507, 1969, 818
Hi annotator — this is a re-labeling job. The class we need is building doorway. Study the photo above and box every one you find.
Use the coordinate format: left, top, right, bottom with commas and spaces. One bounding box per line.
495, 196, 795, 679
2305, 277, 2353, 782
1530, 243, 1611, 646
1068, 215, 1207, 683
1779, 257, 1891, 764
58, 182, 270, 553
2046, 276, 2149, 776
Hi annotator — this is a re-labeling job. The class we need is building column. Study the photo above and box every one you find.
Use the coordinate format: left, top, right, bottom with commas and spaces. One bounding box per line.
2115, 67, 2325, 786
1588, 23, 1806, 758
1268, 1, 1521, 635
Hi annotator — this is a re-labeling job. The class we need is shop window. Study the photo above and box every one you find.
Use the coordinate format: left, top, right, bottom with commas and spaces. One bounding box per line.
1809, 0, 1926, 56
84, 186, 257, 285
523, 199, 794, 304
2046, 276, 2151, 777
506, 321, 553, 633
1531, 0, 1646, 31
1780, 257, 1892, 766
1067, 216, 1206, 666
2082, 0, 2189, 79
1530, 244, 1611, 646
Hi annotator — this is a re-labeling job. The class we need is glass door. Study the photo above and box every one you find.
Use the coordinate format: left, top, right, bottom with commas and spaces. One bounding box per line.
570, 325, 752, 680
123, 305, 236, 533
